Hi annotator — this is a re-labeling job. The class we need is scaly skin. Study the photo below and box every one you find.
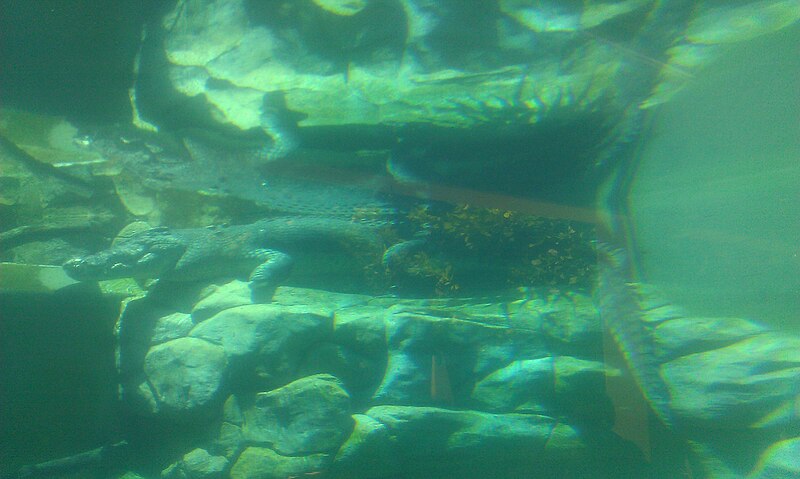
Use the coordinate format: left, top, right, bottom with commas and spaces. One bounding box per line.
63, 216, 384, 290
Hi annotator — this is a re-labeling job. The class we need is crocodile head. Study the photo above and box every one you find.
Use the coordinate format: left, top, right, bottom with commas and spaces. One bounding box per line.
63, 227, 186, 281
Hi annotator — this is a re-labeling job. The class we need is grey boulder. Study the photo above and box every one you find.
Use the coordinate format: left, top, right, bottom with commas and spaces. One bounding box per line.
143, 337, 227, 417
242, 374, 353, 456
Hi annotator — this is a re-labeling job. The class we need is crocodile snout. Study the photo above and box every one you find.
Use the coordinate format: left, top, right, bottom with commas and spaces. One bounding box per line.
62, 257, 92, 280
62, 256, 120, 281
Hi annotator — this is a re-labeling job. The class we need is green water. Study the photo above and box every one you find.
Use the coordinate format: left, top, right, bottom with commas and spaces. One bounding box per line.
627, 24, 800, 332
1, 2, 798, 479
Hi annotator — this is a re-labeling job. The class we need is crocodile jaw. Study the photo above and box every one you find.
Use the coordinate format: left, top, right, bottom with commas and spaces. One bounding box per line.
63, 252, 177, 281
62, 231, 186, 281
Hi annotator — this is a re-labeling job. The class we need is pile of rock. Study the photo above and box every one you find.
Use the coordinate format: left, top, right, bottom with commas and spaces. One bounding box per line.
118, 282, 644, 478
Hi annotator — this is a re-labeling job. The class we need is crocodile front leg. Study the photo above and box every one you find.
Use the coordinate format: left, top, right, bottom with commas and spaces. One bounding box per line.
248, 249, 293, 300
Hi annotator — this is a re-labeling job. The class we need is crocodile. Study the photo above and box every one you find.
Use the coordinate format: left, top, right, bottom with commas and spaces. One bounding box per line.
62, 216, 387, 293
72, 126, 396, 220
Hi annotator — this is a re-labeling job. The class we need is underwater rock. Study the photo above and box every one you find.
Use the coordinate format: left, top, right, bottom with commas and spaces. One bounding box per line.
363, 405, 572, 477
471, 356, 617, 420
661, 333, 800, 428
505, 294, 547, 329
499, 0, 652, 33
134, 0, 798, 186
189, 304, 332, 389
313, 0, 370, 16
747, 437, 800, 479
366, 405, 558, 451
191, 280, 254, 322
270, 285, 370, 313
331, 304, 387, 357
109, 284, 657, 475
348, 405, 645, 477
471, 357, 555, 412
373, 306, 548, 406
551, 356, 619, 424
213, 397, 246, 459
297, 342, 385, 407
143, 337, 227, 417
214, 422, 244, 461
0, 121, 97, 206
150, 312, 195, 345
653, 316, 766, 362
222, 394, 244, 425
137, 0, 642, 138
229, 447, 330, 479
182, 448, 229, 478
112, 174, 156, 217
685, 0, 800, 45
117, 473, 147, 479
161, 448, 229, 479
0, 110, 104, 169
331, 413, 395, 478
242, 374, 353, 456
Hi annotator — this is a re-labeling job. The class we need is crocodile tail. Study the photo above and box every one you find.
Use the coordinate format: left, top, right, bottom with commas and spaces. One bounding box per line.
595, 242, 676, 428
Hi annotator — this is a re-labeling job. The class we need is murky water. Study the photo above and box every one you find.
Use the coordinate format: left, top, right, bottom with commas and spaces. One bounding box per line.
1, 2, 798, 478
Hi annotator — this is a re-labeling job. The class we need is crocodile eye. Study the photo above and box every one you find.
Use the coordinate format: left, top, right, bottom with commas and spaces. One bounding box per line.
111, 263, 126, 271
73, 135, 93, 147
